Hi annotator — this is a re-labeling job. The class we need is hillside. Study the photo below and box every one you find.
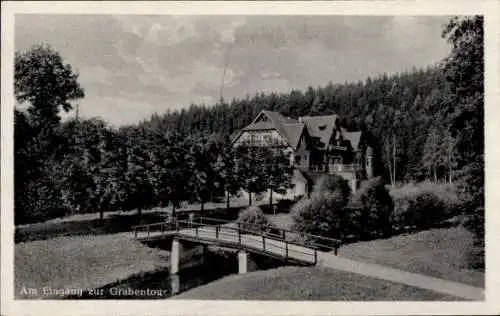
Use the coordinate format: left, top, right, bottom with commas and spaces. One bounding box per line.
338, 226, 484, 288
174, 266, 461, 301
138, 67, 444, 183
15, 233, 169, 299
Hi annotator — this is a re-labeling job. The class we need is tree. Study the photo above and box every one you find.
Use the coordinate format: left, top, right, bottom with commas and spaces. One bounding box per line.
215, 145, 243, 210
15, 43, 84, 126
262, 148, 295, 213
441, 16, 484, 269
56, 118, 120, 220
14, 44, 84, 224
442, 16, 484, 245
441, 129, 458, 184
236, 145, 267, 206
422, 127, 441, 182
119, 126, 159, 216
347, 177, 394, 239
185, 136, 223, 215
164, 134, 192, 217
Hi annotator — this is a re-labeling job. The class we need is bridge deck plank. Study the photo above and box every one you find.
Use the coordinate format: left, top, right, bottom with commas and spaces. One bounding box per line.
135, 225, 315, 264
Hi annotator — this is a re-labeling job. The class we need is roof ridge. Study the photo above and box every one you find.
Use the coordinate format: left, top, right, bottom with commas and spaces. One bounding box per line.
300, 114, 338, 119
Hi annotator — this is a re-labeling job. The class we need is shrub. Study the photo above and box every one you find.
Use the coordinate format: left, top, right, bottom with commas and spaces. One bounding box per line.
346, 177, 394, 240
237, 206, 275, 234
408, 192, 448, 229
312, 174, 351, 203
391, 181, 460, 226
290, 193, 349, 240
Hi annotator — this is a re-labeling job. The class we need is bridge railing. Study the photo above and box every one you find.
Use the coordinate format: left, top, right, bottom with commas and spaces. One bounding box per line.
133, 221, 175, 239
174, 219, 319, 264
132, 216, 341, 257
193, 216, 341, 255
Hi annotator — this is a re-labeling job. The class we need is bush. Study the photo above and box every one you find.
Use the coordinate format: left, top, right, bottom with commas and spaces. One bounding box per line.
393, 191, 448, 231
463, 205, 485, 271
391, 181, 460, 226
237, 206, 275, 234
312, 174, 351, 203
347, 177, 394, 240
406, 192, 448, 230
290, 192, 349, 240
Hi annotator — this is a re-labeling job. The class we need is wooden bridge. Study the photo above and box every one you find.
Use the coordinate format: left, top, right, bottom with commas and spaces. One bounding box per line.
132, 217, 341, 271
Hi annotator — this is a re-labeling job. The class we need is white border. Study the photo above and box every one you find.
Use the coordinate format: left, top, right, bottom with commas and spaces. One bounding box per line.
2, 1, 500, 315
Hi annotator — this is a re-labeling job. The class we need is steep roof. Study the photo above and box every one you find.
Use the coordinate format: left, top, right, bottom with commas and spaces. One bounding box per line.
261, 110, 297, 125
282, 123, 305, 150
244, 120, 276, 131
341, 128, 362, 151
300, 115, 338, 149
234, 110, 363, 152
234, 110, 305, 150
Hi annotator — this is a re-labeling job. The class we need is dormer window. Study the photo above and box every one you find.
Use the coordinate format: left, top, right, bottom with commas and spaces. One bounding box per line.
318, 124, 327, 131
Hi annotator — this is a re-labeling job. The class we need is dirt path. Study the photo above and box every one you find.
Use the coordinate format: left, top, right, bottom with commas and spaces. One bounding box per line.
317, 252, 484, 300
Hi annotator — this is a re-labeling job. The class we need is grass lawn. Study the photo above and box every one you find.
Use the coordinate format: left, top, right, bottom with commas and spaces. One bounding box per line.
174, 266, 461, 300
267, 213, 483, 288
15, 197, 266, 243
15, 233, 170, 299
17, 196, 261, 228
339, 226, 484, 288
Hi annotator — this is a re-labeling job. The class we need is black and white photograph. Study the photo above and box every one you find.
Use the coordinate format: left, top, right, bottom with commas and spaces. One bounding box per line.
1, 1, 499, 315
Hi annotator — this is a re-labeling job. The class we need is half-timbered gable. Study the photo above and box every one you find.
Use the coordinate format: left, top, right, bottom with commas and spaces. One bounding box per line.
232, 110, 375, 197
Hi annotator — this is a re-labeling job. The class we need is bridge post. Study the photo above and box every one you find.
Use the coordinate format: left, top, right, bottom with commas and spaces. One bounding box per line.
171, 238, 183, 274
238, 251, 256, 274
170, 273, 180, 295
238, 251, 247, 274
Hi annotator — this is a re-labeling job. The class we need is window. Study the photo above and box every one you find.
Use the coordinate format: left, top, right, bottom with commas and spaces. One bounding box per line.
263, 134, 271, 143
333, 156, 342, 165
355, 154, 362, 166
250, 133, 257, 144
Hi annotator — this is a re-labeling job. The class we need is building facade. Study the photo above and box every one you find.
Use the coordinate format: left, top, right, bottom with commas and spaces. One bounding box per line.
232, 110, 374, 200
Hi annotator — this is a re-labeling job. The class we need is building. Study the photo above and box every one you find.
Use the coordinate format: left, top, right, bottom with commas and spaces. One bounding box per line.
231, 110, 374, 200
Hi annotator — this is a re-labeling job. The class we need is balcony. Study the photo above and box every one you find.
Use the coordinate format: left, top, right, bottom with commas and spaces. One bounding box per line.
329, 164, 358, 173
295, 164, 359, 173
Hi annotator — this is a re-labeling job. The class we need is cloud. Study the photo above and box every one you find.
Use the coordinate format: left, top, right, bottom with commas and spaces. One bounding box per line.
15, 15, 451, 126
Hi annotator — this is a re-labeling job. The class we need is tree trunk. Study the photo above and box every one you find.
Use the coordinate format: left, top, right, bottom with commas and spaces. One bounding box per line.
200, 201, 204, 218
269, 189, 274, 214
448, 152, 453, 184
392, 133, 396, 186
99, 209, 104, 221
384, 139, 394, 186
248, 191, 252, 206
226, 191, 230, 210
172, 203, 176, 218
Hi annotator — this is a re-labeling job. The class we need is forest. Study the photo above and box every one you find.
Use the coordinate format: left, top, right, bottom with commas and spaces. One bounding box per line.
14, 16, 484, 254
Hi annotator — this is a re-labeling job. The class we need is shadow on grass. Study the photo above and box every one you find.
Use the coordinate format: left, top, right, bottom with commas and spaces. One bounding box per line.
15, 212, 169, 243
15, 206, 251, 243
15, 199, 298, 244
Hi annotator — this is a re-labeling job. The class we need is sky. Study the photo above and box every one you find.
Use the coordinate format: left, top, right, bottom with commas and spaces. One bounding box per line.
15, 15, 452, 126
